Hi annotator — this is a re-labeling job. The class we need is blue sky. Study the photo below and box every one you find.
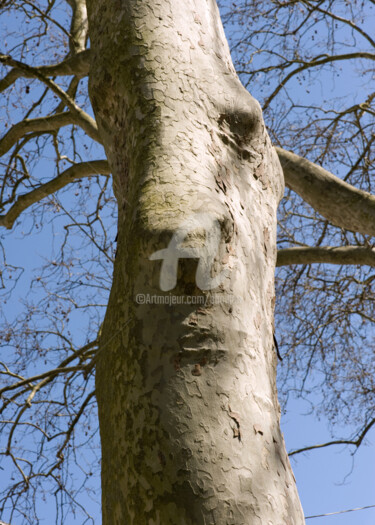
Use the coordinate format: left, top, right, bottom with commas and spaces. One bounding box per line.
1, 1, 374, 523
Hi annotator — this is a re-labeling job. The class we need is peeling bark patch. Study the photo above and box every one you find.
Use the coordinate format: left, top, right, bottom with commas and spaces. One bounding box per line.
228, 405, 241, 442
191, 355, 209, 376
253, 424, 264, 436
254, 311, 261, 329
173, 356, 180, 371
157, 450, 166, 467
254, 164, 270, 190
191, 363, 201, 376
263, 227, 270, 255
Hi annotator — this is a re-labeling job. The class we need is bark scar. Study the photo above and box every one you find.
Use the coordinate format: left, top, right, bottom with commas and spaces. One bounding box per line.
228, 405, 241, 442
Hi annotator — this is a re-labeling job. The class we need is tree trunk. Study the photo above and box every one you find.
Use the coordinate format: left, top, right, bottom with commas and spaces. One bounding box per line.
87, 0, 305, 523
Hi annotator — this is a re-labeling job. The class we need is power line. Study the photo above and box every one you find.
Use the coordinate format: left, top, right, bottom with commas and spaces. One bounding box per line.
305, 504, 375, 519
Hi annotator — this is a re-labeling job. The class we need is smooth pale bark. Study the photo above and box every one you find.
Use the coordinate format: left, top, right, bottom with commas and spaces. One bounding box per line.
277, 147, 375, 237
277, 246, 375, 267
66, 0, 89, 54
87, 1, 304, 524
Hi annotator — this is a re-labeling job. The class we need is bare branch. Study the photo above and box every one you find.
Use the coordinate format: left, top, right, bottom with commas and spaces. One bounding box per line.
0, 112, 78, 156
53, 390, 96, 469
277, 246, 375, 267
0, 49, 90, 93
277, 147, 375, 237
0, 366, 84, 397
289, 418, 375, 456
300, 0, 375, 49
0, 160, 110, 229
1, 54, 99, 143
263, 52, 375, 110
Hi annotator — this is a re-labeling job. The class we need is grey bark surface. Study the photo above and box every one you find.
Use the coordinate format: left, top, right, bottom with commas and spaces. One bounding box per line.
87, 0, 305, 523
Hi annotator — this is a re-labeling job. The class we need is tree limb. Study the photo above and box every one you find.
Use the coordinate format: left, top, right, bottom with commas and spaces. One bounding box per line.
277, 246, 375, 267
276, 147, 375, 237
0, 112, 79, 156
0, 55, 100, 143
0, 49, 90, 93
263, 52, 375, 109
0, 160, 110, 229
66, 0, 89, 54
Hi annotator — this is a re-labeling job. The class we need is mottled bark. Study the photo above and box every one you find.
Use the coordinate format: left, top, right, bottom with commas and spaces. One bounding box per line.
87, 0, 304, 524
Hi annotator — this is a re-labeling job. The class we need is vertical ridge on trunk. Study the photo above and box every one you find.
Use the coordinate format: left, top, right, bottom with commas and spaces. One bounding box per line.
87, 0, 305, 523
